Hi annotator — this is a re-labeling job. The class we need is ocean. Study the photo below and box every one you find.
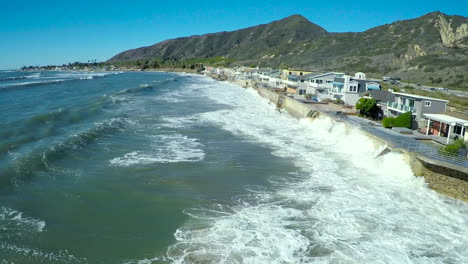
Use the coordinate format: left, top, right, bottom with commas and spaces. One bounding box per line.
0, 70, 467, 264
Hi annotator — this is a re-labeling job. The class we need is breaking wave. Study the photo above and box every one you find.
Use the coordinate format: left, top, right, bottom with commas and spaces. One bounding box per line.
1, 117, 132, 188
110, 134, 205, 166
0, 72, 113, 91
160, 77, 468, 263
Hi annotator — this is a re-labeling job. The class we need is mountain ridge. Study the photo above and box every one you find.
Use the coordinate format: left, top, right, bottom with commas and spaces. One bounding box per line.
108, 12, 468, 90
109, 14, 327, 62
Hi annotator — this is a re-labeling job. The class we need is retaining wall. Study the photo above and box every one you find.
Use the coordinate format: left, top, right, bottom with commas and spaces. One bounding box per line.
254, 86, 467, 201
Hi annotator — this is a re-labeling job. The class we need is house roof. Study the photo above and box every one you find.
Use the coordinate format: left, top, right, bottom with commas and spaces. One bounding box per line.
285, 69, 314, 72
423, 114, 468, 126
334, 77, 344, 83
302, 73, 322, 79
360, 90, 395, 102
304, 72, 340, 79
393, 92, 449, 103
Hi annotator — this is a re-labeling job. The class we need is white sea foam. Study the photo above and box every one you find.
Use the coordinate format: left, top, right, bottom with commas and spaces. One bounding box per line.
160, 115, 198, 129
109, 95, 131, 105
0, 242, 84, 263
1, 79, 64, 87
110, 134, 204, 166
0, 206, 46, 234
0, 207, 86, 262
163, 77, 468, 263
52, 72, 109, 79
24, 73, 41, 79
122, 257, 160, 264
154, 90, 186, 103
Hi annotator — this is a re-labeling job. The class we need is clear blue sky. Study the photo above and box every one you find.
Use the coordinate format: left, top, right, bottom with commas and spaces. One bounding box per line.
1, 0, 467, 70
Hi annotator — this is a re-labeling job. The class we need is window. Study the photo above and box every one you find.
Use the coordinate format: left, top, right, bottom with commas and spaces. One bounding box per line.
349, 85, 357, 92
424, 101, 431, 107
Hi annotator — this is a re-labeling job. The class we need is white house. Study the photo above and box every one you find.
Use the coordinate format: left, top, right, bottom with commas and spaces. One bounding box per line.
294, 72, 344, 100
330, 75, 381, 105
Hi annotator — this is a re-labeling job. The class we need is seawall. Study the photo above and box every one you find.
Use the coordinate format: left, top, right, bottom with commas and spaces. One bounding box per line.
234, 82, 468, 202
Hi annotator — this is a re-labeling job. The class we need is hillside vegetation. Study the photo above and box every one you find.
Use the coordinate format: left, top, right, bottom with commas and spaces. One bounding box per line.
109, 12, 468, 91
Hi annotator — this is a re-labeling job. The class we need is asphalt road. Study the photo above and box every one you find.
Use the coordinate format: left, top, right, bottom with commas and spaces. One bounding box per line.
370, 78, 468, 98
401, 82, 468, 98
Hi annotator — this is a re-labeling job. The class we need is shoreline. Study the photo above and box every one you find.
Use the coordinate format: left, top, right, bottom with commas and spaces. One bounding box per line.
14, 68, 466, 201
206, 73, 468, 202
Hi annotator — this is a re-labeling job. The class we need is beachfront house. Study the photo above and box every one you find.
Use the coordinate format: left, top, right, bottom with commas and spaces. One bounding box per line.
250, 68, 285, 88
422, 114, 468, 144
386, 93, 448, 126
329, 73, 381, 105
306, 72, 343, 96
293, 72, 344, 100
281, 69, 315, 80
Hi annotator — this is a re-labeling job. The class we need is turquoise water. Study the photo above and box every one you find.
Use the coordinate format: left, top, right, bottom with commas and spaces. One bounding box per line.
1, 71, 467, 263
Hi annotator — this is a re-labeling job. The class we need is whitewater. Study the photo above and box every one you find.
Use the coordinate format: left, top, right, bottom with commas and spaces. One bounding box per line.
149, 76, 468, 264
0, 71, 466, 264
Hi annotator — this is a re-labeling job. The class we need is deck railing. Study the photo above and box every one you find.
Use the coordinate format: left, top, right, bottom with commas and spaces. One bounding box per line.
387, 102, 415, 113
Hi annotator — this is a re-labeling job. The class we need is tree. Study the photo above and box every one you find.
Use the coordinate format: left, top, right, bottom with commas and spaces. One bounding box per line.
151, 60, 160, 68
355, 98, 380, 118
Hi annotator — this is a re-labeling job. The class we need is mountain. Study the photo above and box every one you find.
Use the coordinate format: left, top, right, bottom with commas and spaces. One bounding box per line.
108, 12, 468, 90
109, 15, 327, 62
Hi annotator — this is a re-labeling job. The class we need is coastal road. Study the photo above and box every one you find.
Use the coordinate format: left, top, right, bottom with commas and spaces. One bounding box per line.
369, 77, 468, 98
402, 82, 468, 98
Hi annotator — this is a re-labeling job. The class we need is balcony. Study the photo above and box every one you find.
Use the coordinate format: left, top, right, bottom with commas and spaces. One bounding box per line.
387, 101, 416, 113
329, 87, 343, 94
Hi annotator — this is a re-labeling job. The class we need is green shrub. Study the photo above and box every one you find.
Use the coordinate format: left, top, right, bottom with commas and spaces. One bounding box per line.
393, 112, 412, 129
382, 117, 394, 128
439, 139, 466, 156
382, 112, 412, 128
424, 67, 435, 73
